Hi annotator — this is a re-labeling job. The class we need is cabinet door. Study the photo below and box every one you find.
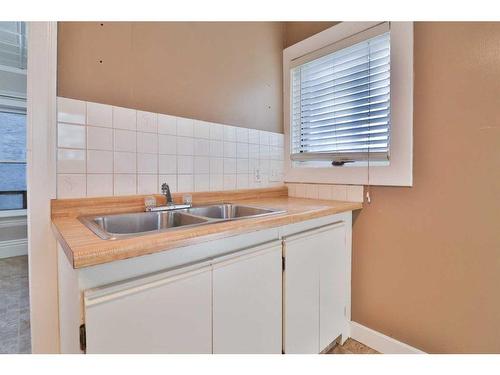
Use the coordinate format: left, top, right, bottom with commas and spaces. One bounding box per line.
283, 234, 320, 354
84, 265, 212, 354
283, 222, 347, 353
212, 243, 282, 353
319, 222, 346, 351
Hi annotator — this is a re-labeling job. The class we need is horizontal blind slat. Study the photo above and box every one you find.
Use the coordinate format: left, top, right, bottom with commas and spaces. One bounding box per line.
0, 22, 27, 70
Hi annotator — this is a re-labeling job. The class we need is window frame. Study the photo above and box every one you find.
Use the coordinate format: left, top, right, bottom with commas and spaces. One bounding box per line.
283, 22, 413, 187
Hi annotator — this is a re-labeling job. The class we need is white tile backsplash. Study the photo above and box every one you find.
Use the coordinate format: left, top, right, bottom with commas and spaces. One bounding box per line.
194, 120, 211, 139
114, 174, 137, 196
259, 130, 270, 145
236, 142, 249, 159
137, 132, 158, 154
113, 106, 136, 130
223, 174, 237, 190
177, 155, 194, 174
248, 129, 260, 144
317, 185, 332, 200
248, 144, 259, 159
210, 174, 224, 191
194, 156, 210, 174
194, 174, 210, 192
236, 174, 249, 189
236, 158, 249, 174
286, 183, 362, 203
210, 157, 224, 175
57, 149, 86, 174
236, 127, 249, 143
223, 142, 237, 158
194, 138, 210, 156
223, 126, 237, 142
58, 123, 86, 149
138, 174, 158, 194
158, 134, 177, 155
87, 150, 113, 174
209, 140, 224, 157
259, 144, 270, 159
114, 151, 137, 173
137, 153, 158, 174
159, 154, 177, 175
177, 117, 194, 137
209, 123, 224, 140
56, 97, 284, 198
57, 97, 86, 125
177, 174, 194, 192
331, 185, 348, 201
347, 185, 364, 202
224, 158, 237, 174
86, 102, 112, 128
87, 174, 113, 197
114, 129, 136, 152
87, 126, 113, 151
158, 114, 177, 135
57, 174, 86, 198
269, 132, 281, 147
137, 111, 158, 133
177, 136, 194, 155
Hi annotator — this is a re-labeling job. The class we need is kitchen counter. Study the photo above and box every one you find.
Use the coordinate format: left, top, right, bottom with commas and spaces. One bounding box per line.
51, 187, 362, 269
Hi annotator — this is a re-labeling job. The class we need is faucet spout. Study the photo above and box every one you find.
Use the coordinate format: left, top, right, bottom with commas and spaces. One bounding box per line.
161, 183, 173, 206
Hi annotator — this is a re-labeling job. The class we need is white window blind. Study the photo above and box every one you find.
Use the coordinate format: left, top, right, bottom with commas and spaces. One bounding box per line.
290, 23, 391, 164
0, 22, 27, 70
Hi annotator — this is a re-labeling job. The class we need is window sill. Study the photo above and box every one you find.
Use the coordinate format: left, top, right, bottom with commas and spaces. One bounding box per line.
293, 160, 390, 168
0, 209, 27, 218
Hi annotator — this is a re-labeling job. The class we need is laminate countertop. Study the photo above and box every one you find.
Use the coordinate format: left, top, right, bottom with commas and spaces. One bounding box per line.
51, 187, 362, 269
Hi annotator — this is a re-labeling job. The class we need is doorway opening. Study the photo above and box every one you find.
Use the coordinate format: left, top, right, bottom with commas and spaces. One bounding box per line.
0, 21, 30, 354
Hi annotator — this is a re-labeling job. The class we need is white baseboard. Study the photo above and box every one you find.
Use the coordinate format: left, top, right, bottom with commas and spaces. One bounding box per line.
0, 238, 28, 259
350, 321, 426, 354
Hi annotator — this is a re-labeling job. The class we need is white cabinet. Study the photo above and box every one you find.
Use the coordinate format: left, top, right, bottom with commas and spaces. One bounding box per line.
283, 222, 347, 354
84, 264, 212, 354
83, 241, 283, 354
64, 214, 353, 354
212, 243, 282, 353
282, 234, 319, 353
319, 223, 347, 350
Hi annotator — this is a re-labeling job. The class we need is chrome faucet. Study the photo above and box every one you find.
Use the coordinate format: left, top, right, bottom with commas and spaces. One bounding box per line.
161, 183, 174, 206
145, 183, 192, 212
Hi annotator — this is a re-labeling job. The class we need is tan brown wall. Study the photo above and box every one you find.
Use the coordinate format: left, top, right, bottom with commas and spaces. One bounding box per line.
287, 22, 500, 353
283, 22, 338, 48
57, 22, 284, 133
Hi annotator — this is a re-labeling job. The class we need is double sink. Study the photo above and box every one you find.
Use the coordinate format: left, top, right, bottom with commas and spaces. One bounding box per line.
79, 203, 286, 240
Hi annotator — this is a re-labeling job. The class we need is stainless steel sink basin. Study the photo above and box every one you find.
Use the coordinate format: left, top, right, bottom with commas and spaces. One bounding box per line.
79, 211, 210, 240
185, 204, 283, 220
79, 203, 285, 240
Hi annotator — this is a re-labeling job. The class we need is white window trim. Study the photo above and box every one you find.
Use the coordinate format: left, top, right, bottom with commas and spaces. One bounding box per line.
26, 21, 59, 353
283, 22, 413, 187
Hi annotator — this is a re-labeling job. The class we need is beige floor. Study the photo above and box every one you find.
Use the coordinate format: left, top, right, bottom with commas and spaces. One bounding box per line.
0, 255, 31, 354
327, 338, 379, 354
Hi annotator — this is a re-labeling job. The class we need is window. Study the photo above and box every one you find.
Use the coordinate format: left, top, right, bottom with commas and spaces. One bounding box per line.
0, 22, 27, 210
0, 22, 27, 70
0, 112, 27, 210
284, 22, 413, 186
291, 28, 390, 164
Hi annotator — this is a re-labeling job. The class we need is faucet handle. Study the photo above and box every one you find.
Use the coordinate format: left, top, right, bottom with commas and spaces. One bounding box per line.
144, 196, 157, 211
183, 194, 193, 206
